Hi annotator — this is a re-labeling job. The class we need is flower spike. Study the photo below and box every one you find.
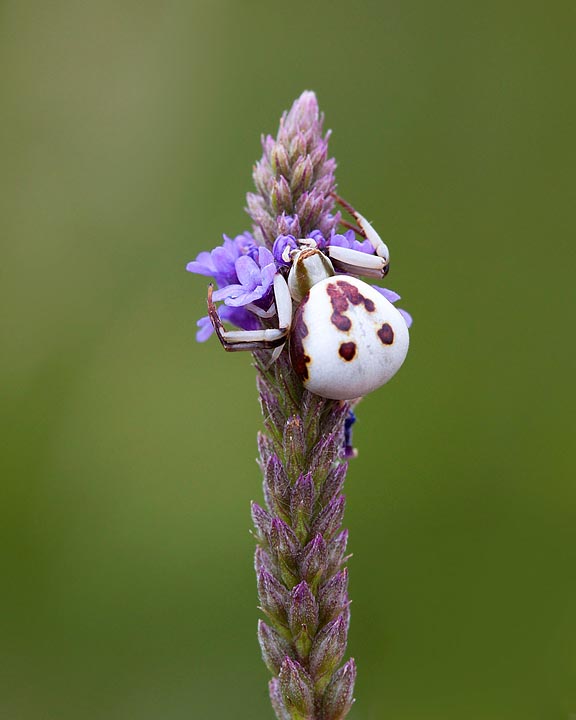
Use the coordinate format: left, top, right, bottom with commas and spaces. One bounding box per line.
187, 91, 413, 718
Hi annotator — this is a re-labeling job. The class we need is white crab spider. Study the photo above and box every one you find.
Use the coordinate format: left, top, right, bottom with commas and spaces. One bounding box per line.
207, 207, 409, 400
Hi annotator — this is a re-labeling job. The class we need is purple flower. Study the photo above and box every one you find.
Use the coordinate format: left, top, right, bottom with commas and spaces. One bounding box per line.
329, 229, 374, 255
187, 231, 267, 338
372, 285, 413, 328
273, 234, 298, 266
273, 229, 329, 267
186, 232, 257, 288
213, 246, 277, 307
307, 229, 327, 250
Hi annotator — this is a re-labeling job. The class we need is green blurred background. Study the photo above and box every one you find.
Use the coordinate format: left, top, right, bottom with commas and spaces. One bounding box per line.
1, 1, 575, 718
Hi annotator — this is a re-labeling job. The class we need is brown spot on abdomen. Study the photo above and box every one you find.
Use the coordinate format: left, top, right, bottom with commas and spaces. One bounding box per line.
326, 282, 351, 331
377, 323, 394, 345
331, 313, 352, 331
326, 279, 375, 332
339, 342, 357, 361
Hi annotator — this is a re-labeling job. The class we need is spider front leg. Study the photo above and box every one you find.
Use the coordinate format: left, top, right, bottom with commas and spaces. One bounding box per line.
207, 274, 292, 352
332, 193, 390, 268
327, 244, 390, 278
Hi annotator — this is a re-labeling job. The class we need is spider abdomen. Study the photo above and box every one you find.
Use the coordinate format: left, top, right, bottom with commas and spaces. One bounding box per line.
289, 276, 409, 400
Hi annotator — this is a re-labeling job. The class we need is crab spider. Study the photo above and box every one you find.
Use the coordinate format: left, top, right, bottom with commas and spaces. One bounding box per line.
207, 209, 409, 400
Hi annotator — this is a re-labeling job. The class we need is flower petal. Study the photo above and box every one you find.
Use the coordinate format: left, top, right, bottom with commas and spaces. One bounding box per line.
221, 305, 261, 331
372, 286, 401, 304
398, 308, 413, 328
307, 229, 327, 249
212, 283, 244, 302
186, 252, 216, 276
225, 288, 264, 307
260, 263, 277, 291
328, 233, 349, 249
273, 235, 298, 266
235, 255, 261, 288
257, 246, 275, 268
212, 246, 238, 279
196, 315, 214, 342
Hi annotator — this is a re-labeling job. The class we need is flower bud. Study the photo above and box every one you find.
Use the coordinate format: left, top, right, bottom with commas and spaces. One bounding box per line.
251, 502, 273, 542
258, 568, 290, 628
326, 530, 349, 578
277, 213, 301, 238
318, 568, 349, 625
264, 454, 290, 522
271, 175, 293, 214
258, 382, 285, 437
290, 156, 314, 197
288, 581, 319, 638
319, 464, 347, 508
283, 415, 305, 479
296, 189, 324, 233
268, 517, 301, 588
309, 615, 347, 684
270, 143, 291, 178
254, 546, 275, 576
268, 517, 300, 560
299, 534, 327, 590
289, 132, 307, 162
312, 495, 346, 541
257, 431, 275, 468
258, 620, 293, 675
279, 657, 315, 718
253, 159, 274, 196
269, 677, 290, 720
306, 434, 341, 487
295, 192, 313, 229
309, 140, 328, 170
321, 658, 356, 720
290, 473, 314, 542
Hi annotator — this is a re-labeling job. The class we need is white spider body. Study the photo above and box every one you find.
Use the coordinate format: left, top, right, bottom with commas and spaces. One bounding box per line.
289, 276, 409, 400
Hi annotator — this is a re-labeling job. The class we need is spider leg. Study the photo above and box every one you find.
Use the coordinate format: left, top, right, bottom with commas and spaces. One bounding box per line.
244, 302, 277, 319
207, 275, 292, 352
327, 245, 389, 278
339, 219, 364, 237
332, 193, 390, 263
